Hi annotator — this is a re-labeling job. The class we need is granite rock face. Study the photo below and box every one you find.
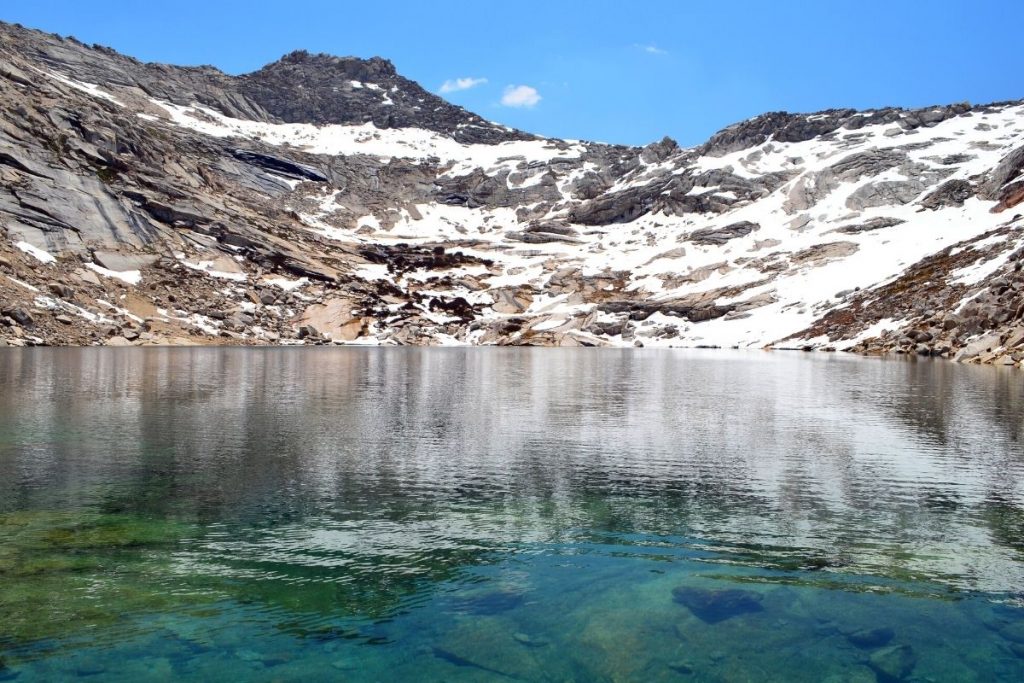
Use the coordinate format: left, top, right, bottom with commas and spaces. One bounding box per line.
1, 20, 1023, 364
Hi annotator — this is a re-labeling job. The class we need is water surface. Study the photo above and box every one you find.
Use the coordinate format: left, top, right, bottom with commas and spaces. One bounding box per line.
1, 348, 1023, 681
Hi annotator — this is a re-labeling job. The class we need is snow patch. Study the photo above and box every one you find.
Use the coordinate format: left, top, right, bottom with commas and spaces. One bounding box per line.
86, 262, 143, 285
180, 259, 248, 282
262, 276, 308, 291
144, 99, 583, 170
42, 70, 124, 106
15, 241, 56, 264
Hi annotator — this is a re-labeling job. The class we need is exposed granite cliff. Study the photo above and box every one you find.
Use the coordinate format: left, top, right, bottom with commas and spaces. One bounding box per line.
1, 21, 1023, 366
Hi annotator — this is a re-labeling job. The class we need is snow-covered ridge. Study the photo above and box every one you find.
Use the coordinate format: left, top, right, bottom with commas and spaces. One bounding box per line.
274, 101, 1024, 351
138, 100, 584, 172
2, 28, 1023, 362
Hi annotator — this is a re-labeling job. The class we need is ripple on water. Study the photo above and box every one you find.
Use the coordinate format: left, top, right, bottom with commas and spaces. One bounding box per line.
0, 348, 1022, 680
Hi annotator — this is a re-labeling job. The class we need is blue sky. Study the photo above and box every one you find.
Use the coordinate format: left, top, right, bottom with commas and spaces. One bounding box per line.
5, 1, 1022, 146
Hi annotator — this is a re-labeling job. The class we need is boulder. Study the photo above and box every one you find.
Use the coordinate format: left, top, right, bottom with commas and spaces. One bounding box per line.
639, 136, 679, 163
867, 644, 917, 681
74, 268, 103, 286
105, 335, 134, 346
688, 221, 760, 246
490, 287, 533, 314
790, 241, 859, 265
1004, 327, 1024, 349
846, 180, 926, 210
846, 627, 895, 649
1, 307, 33, 327
830, 148, 908, 180
672, 586, 764, 624
953, 332, 1003, 361
93, 251, 159, 272
983, 144, 1024, 199
993, 182, 1024, 212
293, 298, 368, 341
920, 179, 975, 209
297, 324, 320, 340
835, 217, 905, 234
48, 282, 75, 299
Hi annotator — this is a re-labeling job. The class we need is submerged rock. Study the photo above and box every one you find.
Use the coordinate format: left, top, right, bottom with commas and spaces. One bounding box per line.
73, 657, 108, 677
667, 660, 695, 675
822, 665, 877, 683
671, 586, 764, 624
430, 646, 516, 678
846, 626, 895, 649
453, 589, 524, 615
667, 659, 692, 675
999, 620, 1024, 645
512, 632, 549, 648
867, 644, 917, 681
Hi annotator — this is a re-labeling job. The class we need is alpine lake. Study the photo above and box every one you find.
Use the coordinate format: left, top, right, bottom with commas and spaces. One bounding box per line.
1, 348, 1023, 682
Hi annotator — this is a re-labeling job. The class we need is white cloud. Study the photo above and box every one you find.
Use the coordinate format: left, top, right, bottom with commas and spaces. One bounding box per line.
636, 43, 668, 55
439, 77, 488, 94
500, 85, 541, 108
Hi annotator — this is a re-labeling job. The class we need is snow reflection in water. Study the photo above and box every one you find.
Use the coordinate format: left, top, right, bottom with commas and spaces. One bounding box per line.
0, 348, 1022, 681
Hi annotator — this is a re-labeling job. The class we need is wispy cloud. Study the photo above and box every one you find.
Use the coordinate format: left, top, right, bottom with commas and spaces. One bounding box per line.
500, 85, 541, 108
635, 43, 668, 55
439, 77, 488, 94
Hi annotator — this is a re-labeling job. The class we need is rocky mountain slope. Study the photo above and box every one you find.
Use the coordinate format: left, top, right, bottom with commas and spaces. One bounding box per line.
1, 21, 1023, 365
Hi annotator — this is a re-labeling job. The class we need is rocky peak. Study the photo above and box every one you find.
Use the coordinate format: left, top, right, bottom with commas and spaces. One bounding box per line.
640, 136, 680, 163
237, 49, 532, 144
271, 50, 398, 79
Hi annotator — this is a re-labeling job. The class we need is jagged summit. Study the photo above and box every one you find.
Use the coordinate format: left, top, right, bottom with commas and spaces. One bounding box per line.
237, 47, 533, 143
1, 20, 1023, 366
270, 50, 398, 76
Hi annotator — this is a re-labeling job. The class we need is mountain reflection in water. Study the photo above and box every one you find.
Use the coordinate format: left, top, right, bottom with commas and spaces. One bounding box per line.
1, 348, 1022, 681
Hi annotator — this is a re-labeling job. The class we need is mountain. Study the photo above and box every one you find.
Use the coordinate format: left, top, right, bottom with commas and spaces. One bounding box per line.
1, 21, 1023, 365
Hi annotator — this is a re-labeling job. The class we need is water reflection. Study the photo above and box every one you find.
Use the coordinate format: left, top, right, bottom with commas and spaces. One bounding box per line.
1, 348, 1024, 679
1, 349, 1023, 589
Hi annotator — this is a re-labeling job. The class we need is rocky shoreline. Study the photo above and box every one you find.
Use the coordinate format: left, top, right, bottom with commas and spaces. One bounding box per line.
3, 220, 1021, 369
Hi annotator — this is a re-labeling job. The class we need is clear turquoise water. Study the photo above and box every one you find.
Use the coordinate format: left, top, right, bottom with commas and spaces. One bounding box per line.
1, 348, 1023, 681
